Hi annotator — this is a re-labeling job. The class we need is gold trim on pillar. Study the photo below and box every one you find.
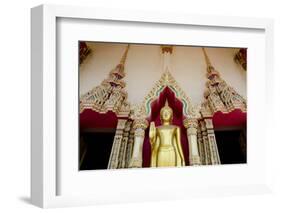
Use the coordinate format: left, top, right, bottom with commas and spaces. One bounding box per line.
204, 118, 220, 164
183, 118, 201, 166
198, 118, 221, 165
117, 120, 133, 168
107, 119, 128, 169
128, 118, 148, 168
183, 118, 198, 129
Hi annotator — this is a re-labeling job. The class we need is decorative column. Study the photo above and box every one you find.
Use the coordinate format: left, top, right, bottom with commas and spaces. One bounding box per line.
204, 118, 221, 165
184, 118, 201, 166
200, 120, 211, 165
117, 121, 132, 168
128, 118, 148, 168
125, 128, 135, 168
197, 124, 206, 165
107, 119, 127, 169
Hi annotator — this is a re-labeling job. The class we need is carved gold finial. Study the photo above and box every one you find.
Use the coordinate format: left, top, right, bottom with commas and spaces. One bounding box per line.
161, 99, 172, 112
161, 45, 173, 54
202, 47, 214, 73
120, 44, 130, 65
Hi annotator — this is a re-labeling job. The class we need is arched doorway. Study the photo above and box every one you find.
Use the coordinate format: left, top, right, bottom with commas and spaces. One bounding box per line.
79, 110, 118, 170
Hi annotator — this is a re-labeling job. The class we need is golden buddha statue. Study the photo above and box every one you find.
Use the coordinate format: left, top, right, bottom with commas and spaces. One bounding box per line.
149, 100, 185, 167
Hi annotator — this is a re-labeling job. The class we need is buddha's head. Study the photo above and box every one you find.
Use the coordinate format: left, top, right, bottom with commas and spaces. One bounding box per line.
160, 100, 173, 124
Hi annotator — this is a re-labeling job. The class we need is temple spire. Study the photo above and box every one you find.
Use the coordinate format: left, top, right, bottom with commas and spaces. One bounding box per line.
120, 44, 130, 65
161, 45, 173, 73
202, 48, 214, 73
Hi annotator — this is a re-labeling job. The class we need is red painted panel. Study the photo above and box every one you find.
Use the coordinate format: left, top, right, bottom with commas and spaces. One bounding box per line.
212, 109, 247, 129
80, 109, 118, 130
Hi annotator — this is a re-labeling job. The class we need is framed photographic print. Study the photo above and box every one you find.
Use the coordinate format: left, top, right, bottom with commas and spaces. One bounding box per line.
31, 4, 274, 208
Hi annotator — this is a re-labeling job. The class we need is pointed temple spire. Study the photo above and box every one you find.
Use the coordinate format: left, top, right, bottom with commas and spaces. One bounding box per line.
108, 44, 130, 80
202, 47, 211, 67
120, 44, 130, 65
202, 47, 215, 73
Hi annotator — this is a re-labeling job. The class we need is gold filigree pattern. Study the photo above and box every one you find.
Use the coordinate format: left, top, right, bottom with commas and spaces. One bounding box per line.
142, 70, 197, 118
183, 118, 198, 129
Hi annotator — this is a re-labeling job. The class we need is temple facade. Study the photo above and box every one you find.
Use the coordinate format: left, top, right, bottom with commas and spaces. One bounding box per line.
79, 42, 247, 170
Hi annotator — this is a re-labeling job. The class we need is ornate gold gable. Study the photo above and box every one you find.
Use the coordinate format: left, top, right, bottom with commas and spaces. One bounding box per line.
80, 45, 131, 118
140, 70, 199, 119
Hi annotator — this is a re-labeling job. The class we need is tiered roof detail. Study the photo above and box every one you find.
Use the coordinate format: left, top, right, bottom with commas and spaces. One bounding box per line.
80, 45, 131, 117
200, 48, 247, 117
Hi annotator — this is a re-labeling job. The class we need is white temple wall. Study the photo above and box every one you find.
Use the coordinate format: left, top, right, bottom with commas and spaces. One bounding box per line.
80, 42, 246, 106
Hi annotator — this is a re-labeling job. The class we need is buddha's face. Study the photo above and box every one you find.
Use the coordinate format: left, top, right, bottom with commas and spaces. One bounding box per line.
160, 107, 173, 123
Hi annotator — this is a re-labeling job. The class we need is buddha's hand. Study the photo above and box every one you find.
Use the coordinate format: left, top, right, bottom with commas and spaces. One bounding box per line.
149, 122, 156, 147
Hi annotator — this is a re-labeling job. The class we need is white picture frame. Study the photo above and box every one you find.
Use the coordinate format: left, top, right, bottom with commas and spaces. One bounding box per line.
31, 4, 274, 208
